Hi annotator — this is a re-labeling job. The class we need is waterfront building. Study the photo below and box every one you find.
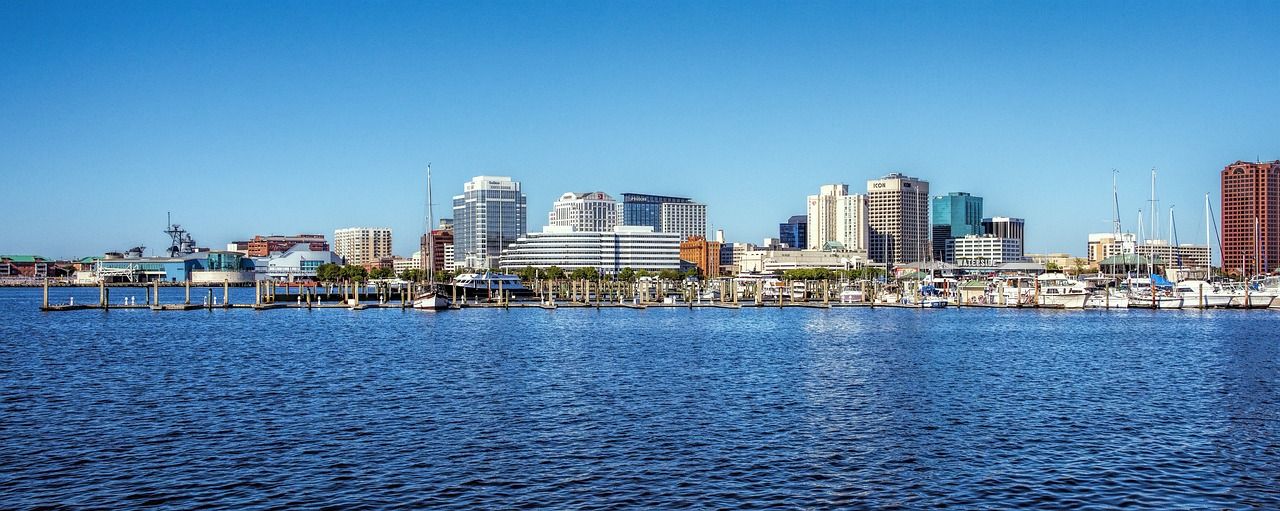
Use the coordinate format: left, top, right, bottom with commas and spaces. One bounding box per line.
93, 251, 256, 283
807, 184, 869, 253
1220, 160, 1280, 275
621, 193, 707, 241
931, 192, 984, 261
778, 215, 807, 249
251, 246, 343, 282
679, 236, 723, 277
549, 192, 618, 232
0, 255, 50, 279
241, 234, 329, 257
1025, 253, 1085, 272
453, 176, 528, 270
982, 217, 1026, 258
737, 249, 867, 274
333, 227, 392, 267
419, 228, 454, 272
867, 173, 930, 264
498, 226, 680, 275
945, 234, 1022, 270
1087, 233, 1137, 263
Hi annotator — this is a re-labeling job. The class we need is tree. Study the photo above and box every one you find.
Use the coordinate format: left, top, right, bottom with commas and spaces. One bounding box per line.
368, 267, 395, 280
1071, 258, 1088, 276
399, 269, 423, 282
618, 267, 636, 282
570, 267, 600, 280
316, 263, 342, 283
683, 267, 701, 279
1045, 261, 1061, 272
515, 266, 538, 282
341, 265, 368, 283
544, 266, 566, 280
658, 269, 681, 281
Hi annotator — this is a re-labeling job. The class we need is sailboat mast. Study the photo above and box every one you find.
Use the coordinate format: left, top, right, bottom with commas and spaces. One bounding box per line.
1149, 168, 1158, 243
426, 164, 435, 284
1112, 169, 1122, 236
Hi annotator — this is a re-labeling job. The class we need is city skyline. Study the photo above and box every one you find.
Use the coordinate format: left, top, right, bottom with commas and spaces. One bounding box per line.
3, 2, 1278, 258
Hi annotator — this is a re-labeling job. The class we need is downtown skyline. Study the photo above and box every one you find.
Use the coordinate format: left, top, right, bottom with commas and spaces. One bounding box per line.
2, 1, 1278, 258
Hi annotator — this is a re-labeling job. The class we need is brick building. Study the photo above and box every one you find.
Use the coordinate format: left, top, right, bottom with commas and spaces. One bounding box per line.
1221, 160, 1280, 275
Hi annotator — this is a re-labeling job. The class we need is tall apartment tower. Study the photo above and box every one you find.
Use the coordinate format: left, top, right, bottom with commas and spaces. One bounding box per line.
1221, 160, 1280, 275
866, 173, 930, 264
452, 176, 528, 269
982, 216, 1026, 258
931, 192, 983, 260
333, 227, 392, 267
621, 193, 707, 241
806, 184, 869, 252
548, 191, 619, 232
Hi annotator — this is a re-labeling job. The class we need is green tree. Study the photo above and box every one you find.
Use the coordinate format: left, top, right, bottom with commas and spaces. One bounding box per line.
516, 266, 538, 282
398, 269, 422, 282
316, 263, 341, 283
570, 267, 600, 280
658, 269, 681, 281
545, 266, 566, 280
341, 265, 368, 283
618, 267, 636, 282
1045, 261, 1061, 272
683, 266, 701, 279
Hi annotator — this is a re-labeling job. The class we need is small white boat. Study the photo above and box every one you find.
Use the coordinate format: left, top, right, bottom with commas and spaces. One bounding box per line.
1127, 292, 1183, 309
1085, 290, 1129, 309
412, 290, 450, 310
839, 288, 864, 303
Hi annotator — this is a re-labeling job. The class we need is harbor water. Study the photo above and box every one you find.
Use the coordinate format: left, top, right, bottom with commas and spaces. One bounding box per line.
2, 287, 1278, 508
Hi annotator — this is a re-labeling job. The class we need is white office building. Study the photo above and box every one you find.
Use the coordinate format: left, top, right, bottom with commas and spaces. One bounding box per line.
659, 202, 708, 241
333, 227, 392, 266
806, 184, 869, 252
252, 245, 344, 281
548, 191, 619, 232
737, 249, 867, 274
945, 235, 1024, 269
443, 243, 456, 272
867, 173, 930, 265
453, 176, 528, 269
498, 225, 681, 275
393, 252, 423, 275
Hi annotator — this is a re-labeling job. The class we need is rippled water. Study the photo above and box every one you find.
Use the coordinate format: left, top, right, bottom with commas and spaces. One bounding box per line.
2, 287, 1279, 509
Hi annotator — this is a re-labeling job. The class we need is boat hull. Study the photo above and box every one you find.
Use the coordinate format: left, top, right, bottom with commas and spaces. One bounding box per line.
412, 293, 451, 310
1038, 293, 1088, 309
1180, 294, 1234, 308
1229, 294, 1276, 308
1127, 296, 1183, 309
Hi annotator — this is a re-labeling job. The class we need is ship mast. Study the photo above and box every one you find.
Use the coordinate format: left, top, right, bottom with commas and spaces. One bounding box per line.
426, 164, 436, 287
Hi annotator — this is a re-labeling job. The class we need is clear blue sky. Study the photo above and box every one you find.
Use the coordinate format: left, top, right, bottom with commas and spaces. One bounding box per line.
2, 0, 1277, 259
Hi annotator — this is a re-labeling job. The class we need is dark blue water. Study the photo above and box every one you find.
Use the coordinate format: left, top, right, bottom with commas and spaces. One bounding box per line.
3, 287, 1279, 509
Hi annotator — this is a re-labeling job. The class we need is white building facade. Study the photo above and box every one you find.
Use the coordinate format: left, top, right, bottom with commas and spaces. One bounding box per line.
498, 226, 681, 275
806, 184, 869, 252
548, 191, 619, 232
945, 235, 1023, 269
867, 173, 930, 264
737, 249, 867, 274
659, 202, 708, 241
333, 227, 392, 266
252, 246, 344, 281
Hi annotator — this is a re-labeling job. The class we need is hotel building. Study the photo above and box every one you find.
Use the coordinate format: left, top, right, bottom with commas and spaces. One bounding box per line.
498, 226, 681, 275
549, 191, 619, 232
1220, 160, 1280, 275
807, 184, 869, 253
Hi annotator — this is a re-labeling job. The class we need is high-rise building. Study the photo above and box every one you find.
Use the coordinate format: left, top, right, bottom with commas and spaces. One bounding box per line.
1087, 232, 1137, 263
778, 215, 808, 249
499, 226, 681, 275
549, 191, 618, 232
452, 176, 528, 269
945, 234, 1023, 269
333, 227, 392, 267
679, 236, 723, 277
867, 173, 930, 264
621, 193, 707, 241
806, 184, 869, 253
982, 217, 1026, 258
931, 192, 983, 260
1221, 160, 1280, 275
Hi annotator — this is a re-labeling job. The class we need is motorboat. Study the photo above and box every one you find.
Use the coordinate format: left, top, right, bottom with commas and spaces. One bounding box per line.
1216, 281, 1276, 308
1085, 290, 1129, 309
1035, 273, 1088, 309
1174, 280, 1232, 308
453, 272, 528, 292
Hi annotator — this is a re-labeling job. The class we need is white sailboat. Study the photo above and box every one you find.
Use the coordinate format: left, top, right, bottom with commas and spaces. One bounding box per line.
413, 164, 452, 311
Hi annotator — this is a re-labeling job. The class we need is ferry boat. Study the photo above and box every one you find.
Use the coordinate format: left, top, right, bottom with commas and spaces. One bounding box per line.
453, 272, 528, 292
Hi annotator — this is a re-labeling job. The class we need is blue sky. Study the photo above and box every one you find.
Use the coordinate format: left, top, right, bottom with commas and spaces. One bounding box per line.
2, 1, 1277, 258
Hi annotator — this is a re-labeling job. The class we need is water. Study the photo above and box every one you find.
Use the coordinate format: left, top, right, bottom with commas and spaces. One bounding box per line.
3, 287, 1279, 509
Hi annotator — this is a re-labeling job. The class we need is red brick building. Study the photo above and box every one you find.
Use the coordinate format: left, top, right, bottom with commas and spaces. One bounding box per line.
679, 236, 723, 277
420, 229, 454, 272
245, 234, 329, 257
1221, 160, 1280, 275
